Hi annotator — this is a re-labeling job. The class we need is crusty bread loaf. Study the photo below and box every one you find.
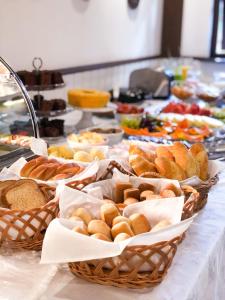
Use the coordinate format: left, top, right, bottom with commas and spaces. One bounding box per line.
2, 179, 47, 210
0, 180, 16, 207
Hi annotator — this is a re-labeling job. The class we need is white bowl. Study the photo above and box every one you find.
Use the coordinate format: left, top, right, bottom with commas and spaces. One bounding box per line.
115, 112, 143, 123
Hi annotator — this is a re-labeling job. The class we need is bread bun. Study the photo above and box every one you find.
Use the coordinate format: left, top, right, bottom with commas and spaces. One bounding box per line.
111, 221, 134, 239
74, 151, 93, 162
100, 203, 120, 226
124, 197, 138, 206
103, 199, 115, 204
160, 189, 176, 198
88, 220, 111, 238
162, 183, 182, 196
140, 190, 154, 201
138, 183, 155, 193
114, 233, 131, 242
129, 213, 151, 234
73, 225, 88, 235
20, 157, 47, 177
73, 208, 93, 225
69, 216, 84, 223
114, 182, 133, 203
124, 188, 140, 200
91, 233, 112, 242
112, 216, 131, 227
151, 220, 171, 232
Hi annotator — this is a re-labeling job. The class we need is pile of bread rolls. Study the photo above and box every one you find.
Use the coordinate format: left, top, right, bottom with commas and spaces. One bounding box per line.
129, 142, 208, 181
70, 204, 171, 242
102, 181, 181, 210
20, 156, 84, 181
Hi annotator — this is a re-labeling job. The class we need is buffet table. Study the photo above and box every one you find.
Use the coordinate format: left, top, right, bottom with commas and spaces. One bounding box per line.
0, 169, 223, 300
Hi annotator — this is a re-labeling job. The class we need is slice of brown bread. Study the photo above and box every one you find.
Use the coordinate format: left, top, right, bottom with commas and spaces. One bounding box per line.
2, 179, 47, 210
0, 180, 16, 208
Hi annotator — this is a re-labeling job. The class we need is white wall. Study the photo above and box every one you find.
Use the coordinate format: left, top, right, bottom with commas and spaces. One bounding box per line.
0, 0, 163, 71
180, 0, 214, 57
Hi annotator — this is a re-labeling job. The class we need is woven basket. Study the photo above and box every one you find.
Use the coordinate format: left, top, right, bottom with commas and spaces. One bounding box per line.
66, 174, 97, 190
69, 235, 183, 289
181, 185, 199, 220
0, 199, 59, 251
192, 175, 218, 212
99, 161, 131, 180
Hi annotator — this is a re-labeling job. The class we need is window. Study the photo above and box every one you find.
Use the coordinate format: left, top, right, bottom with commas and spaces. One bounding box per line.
211, 0, 225, 57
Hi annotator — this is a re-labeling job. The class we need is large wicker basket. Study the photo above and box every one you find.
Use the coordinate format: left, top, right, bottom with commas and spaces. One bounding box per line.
69, 235, 183, 289
0, 199, 59, 251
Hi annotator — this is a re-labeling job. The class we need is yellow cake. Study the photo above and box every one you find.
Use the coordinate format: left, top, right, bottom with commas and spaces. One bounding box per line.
68, 89, 110, 108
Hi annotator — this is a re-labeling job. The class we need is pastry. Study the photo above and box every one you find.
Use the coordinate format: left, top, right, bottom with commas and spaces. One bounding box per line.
73, 225, 88, 235
114, 182, 133, 203
123, 188, 140, 200
170, 142, 200, 178
88, 220, 111, 238
73, 208, 93, 225
190, 143, 208, 181
123, 197, 138, 206
151, 220, 171, 232
112, 216, 131, 227
129, 155, 157, 176
156, 146, 174, 161
100, 203, 120, 226
114, 233, 131, 242
140, 190, 154, 201
129, 213, 151, 235
111, 221, 134, 238
138, 183, 155, 193
91, 233, 112, 242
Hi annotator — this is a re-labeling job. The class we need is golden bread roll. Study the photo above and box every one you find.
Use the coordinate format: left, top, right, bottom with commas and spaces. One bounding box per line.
156, 146, 174, 161
124, 188, 140, 200
111, 221, 134, 239
140, 190, 155, 201
103, 199, 115, 204
73, 225, 88, 235
91, 233, 112, 242
20, 156, 47, 177
100, 203, 120, 226
73, 151, 93, 162
69, 216, 84, 223
129, 213, 151, 235
162, 183, 182, 196
114, 182, 133, 203
114, 233, 131, 242
112, 216, 131, 227
129, 145, 155, 162
151, 220, 171, 232
138, 183, 155, 193
123, 197, 138, 206
170, 142, 200, 178
88, 220, 111, 238
143, 194, 162, 200
29, 163, 49, 180
160, 189, 176, 198
155, 157, 186, 180
190, 143, 208, 181
129, 155, 157, 176
51, 173, 72, 180
73, 207, 93, 225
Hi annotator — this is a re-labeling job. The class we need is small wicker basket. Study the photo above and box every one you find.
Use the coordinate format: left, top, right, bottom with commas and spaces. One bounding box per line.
0, 199, 59, 251
98, 161, 131, 180
69, 235, 183, 289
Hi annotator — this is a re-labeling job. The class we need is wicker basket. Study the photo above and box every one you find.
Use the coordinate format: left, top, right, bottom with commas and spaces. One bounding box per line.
99, 161, 131, 180
69, 235, 183, 289
0, 199, 59, 251
192, 175, 218, 212
66, 174, 97, 190
181, 185, 199, 220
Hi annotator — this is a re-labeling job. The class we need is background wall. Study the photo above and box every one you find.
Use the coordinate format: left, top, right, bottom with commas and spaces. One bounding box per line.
0, 0, 163, 71
180, 0, 215, 57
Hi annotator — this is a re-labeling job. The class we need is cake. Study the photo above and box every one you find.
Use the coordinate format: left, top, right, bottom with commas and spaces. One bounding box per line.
68, 89, 110, 108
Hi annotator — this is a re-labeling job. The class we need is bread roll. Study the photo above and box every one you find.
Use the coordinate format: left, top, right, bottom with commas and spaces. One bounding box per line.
69, 216, 84, 223
138, 183, 155, 193
100, 203, 120, 226
140, 190, 154, 201
129, 213, 151, 235
111, 222, 134, 239
156, 146, 174, 161
73, 207, 93, 225
20, 157, 47, 177
124, 188, 140, 200
91, 233, 112, 242
112, 216, 131, 227
103, 199, 115, 204
190, 143, 208, 181
123, 197, 138, 206
129, 155, 157, 176
73, 225, 88, 235
114, 233, 131, 242
162, 183, 182, 196
88, 220, 111, 238
160, 189, 176, 198
155, 157, 186, 180
114, 182, 133, 203
151, 220, 171, 232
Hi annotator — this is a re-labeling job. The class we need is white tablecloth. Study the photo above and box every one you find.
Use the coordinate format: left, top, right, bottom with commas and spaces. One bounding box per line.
1, 172, 225, 300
